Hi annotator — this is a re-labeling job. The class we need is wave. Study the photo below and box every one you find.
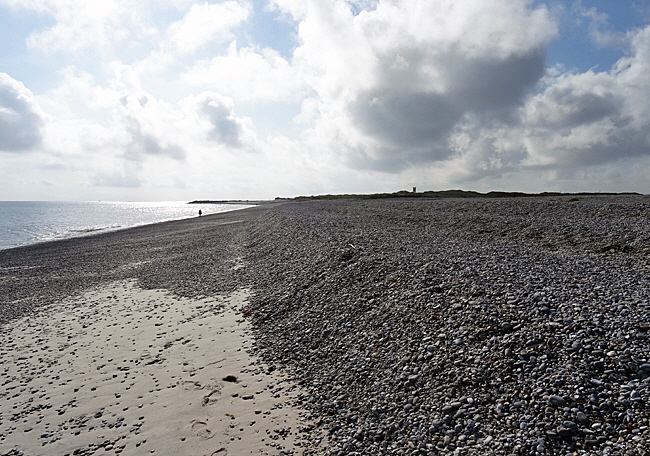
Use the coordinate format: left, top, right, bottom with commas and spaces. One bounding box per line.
35, 225, 124, 244
69, 225, 123, 234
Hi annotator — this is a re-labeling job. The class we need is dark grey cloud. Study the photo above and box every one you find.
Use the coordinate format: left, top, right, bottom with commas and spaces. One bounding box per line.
528, 86, 624, 130
347, 144, 452, 173
348, 49, 546, 167
351, 90, 461, 151
554, 128, 650, 167
0, 74, 44, 152
446, 51, 546, 114
347, 22, 650, 182
200, 95, 244, 148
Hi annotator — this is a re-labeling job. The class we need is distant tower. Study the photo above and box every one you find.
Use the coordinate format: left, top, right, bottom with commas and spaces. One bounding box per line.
412, 186, 417, 193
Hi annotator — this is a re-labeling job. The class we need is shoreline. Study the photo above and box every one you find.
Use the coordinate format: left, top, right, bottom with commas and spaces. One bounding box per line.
0, 202, 261, 253
2, 195, 650, 454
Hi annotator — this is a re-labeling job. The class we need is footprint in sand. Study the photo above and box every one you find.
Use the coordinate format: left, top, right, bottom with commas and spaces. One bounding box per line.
201, 388, 221, 406
179, 380, 203, 390
190, 419, 215, 439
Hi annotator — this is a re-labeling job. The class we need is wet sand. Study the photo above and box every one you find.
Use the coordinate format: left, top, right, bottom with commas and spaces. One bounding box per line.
0, 280, 316, 456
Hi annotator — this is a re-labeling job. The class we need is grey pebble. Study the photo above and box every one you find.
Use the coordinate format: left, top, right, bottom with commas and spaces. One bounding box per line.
548, 395, 566, 406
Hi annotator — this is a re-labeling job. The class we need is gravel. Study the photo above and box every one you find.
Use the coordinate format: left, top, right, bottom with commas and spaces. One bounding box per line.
240, 195, 650, 455
2, 195, 650, 455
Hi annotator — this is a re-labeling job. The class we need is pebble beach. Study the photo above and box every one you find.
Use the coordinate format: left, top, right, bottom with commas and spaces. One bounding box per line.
1, 195, 650, 456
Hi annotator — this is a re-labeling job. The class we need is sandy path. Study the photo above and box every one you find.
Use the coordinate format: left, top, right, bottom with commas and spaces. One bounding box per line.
0, 281, 319, 456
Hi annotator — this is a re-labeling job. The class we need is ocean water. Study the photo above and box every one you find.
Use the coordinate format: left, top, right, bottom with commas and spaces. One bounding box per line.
0, 201, 253, 251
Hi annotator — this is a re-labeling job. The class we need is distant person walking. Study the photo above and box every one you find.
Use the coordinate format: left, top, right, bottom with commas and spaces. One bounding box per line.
198, 210, 202, 216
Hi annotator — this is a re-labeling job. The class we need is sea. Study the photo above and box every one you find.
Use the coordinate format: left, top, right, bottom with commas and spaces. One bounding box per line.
0, 201, 254, 251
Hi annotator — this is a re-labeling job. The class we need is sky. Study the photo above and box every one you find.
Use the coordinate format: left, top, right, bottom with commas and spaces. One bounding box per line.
0, 0, 649, 201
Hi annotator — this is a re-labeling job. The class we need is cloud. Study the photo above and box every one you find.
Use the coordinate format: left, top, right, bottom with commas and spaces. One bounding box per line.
429, 24, 650, 188
7, 0, 250, 60
517, 25, 650, 168
275, 0, 557, 170
189, 92, 256, 150
274, 0, 650, 189
347, 0, 379, 15
201, 96, 243, 148
524, 76, 621, 130
574, 2, 627, 48
168, 1, 251, 54
349, 50, 545, 154
92, 171, 141, 188
125, 119, 185, 160
113, 65, 187, 160
351, 90, 461, 152
18, 0, 136, 54
4, 0, 648, 199
0, 73, 45, 152
181, 42, 306, 102
138, 1, 253, 73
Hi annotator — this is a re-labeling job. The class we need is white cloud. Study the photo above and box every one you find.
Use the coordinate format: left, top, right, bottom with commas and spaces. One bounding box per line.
184, 91, 258, 151
23, 59, 267, 197
574, 2, 627, 48
168, 1, 251, 54
3, 0, 250, 59
137, 1, 252, 74
0, 73, 45, 152
112, 66, 188, 161
517, 25, 650, 167
199, 94, 244, 148
523, 71, 620, 129
34, 64, 191, 178
182, 42, 306, 102
17, 0, 137, 54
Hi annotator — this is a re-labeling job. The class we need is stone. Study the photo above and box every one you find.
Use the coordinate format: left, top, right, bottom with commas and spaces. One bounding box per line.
548, 395, 566, 406
576, 411, 589, 425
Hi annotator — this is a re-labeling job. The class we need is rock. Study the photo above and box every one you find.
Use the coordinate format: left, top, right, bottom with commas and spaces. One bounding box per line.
562, 420, 578, 431
576, 411, 589, 425
548, 395, 566, 406
441, 405, 454, 415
